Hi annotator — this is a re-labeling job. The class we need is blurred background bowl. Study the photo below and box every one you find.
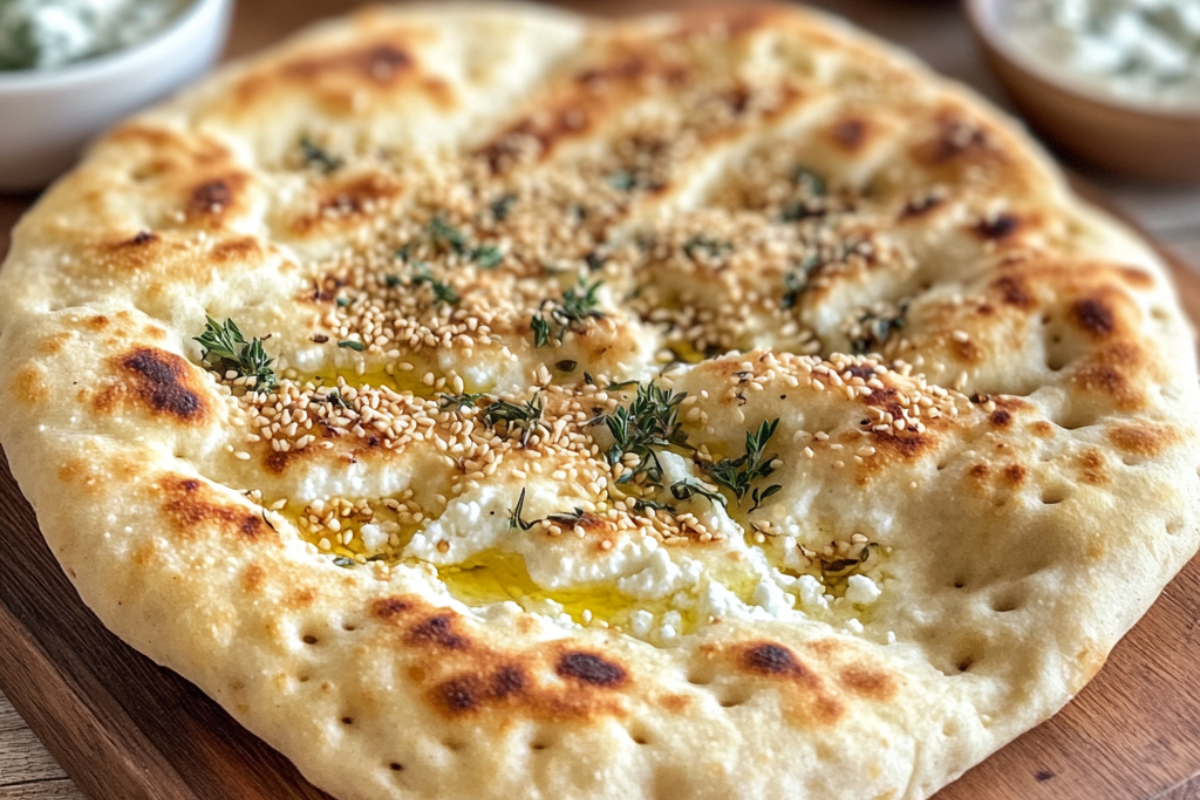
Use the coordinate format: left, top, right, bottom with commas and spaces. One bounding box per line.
0, 0, 233, 193
965, 0, 1200, 183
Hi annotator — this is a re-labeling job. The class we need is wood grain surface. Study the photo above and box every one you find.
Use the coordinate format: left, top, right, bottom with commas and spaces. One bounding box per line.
3, 2, 1200, 799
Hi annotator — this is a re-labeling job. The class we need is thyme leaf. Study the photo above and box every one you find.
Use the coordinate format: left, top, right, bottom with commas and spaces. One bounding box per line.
438, 392, 485, 410
338, 340, 365, 351
602, 382, 690, 487
194, 316, 278, 391
531, 278, 604, 347
704, 419, 781, 507
509, 488, 535, 531
481, 394, 544, 446
850, 302, 909, 355
670, 478, 727, 508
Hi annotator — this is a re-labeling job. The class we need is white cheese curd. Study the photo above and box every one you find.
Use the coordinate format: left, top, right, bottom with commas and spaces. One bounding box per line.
796, 574, 830, 612
358, 523, 387, 554
844, 574, 882, 606
1007, 0, 1200, 108
0, 0, 185, 71
617, 549, 704, 599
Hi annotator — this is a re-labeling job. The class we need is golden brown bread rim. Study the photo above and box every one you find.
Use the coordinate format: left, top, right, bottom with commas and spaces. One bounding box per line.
1, 4, 1198, 799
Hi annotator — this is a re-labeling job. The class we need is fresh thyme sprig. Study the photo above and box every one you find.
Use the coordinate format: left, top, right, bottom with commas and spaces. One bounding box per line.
602, 382, 691, 486
438, 392, 485, 410
704, 418, 782, 510
531, 278, 605, 347
194, 316, 277, 391
670, 478, 727, 508
481, 394, 544, 446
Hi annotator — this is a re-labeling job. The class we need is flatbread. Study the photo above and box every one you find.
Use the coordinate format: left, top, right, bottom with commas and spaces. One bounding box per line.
2, 4, 1198, 799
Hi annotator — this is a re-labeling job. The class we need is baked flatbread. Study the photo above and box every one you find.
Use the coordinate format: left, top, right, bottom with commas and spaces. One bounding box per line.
2, 4, 1198, 799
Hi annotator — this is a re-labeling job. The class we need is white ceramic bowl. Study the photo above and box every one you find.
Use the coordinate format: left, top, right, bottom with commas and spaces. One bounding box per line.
965, 0, 1200, 183
0, 0, 233, 193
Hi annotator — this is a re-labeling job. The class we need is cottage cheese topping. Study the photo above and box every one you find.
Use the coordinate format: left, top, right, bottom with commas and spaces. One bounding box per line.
0, 0, 185, 71
1007, 0, 1200, 108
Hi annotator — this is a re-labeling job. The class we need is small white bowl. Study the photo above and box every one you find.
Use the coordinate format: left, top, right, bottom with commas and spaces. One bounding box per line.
0, 0, 233, 193
965, 0, 1200, 183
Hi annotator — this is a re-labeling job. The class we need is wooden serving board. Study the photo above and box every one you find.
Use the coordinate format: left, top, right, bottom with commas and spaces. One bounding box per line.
2, 2, 1200, 799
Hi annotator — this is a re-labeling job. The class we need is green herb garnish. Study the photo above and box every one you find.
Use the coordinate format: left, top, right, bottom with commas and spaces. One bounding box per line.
602, 382, 691, 486
326, 389, 351, 410
471, 244, 503, 269
338, 340, 366, 351
491, 193, 517, 221
429, 215, 468, 254
850, 302, 908, 355
509, 488, 535, 531
670, 478, 727, 508
481, 394, 544, 446
531, 278, 605, 347
412, 265, 460, 306
439, 392, 485, 410
299, 136, 342, 174
705, 419, 782, 509
194, 316, 278, 391
682, 235, 733, 260
781, 252, 822, 310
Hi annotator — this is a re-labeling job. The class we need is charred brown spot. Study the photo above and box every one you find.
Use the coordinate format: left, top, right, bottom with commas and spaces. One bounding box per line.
1003, 464, 1027, 486
990, 409, 1012, 427
919, 115, 991, 165
372, 596, 414, 620
845, 364, 876, 380
1108, 423, 1175, 458
743, 643, 802, 676
976, 213, 1021, 241
160, 476, 272, 543
838, 665, 897, 700
406, 613, 469, 650
284, 42, 413, 84
556, 652, 627, 688
994, 275, 1034, 308
490, 666, 527, 698
831, 118, 867, 151
126, 231, 158, 246
1077, 449, 1108, 484
969, 463, 990, 479
114, 348, 205, 421
432, 675, 481, 714
1070, 298, 1116, 338
188, 179, 232, 216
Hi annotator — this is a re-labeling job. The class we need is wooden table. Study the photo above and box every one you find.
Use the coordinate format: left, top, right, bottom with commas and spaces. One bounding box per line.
2, 1, 1199, 799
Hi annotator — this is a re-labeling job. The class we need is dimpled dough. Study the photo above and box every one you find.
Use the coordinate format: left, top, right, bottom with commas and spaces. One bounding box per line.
1, 4, 1198, 800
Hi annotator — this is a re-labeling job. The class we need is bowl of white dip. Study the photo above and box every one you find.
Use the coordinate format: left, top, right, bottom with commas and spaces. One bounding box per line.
966, 0, 1200, 182
0, 0, 232, 192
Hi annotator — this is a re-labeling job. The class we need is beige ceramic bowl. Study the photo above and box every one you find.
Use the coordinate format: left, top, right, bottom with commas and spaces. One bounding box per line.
965, 0, 1200, 182
0, 0, 233, 193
